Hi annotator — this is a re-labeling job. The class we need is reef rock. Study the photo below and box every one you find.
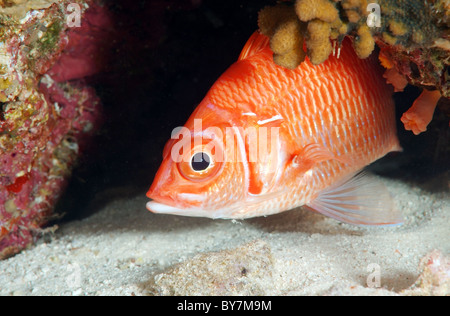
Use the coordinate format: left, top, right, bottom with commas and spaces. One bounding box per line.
148, 240, 274, 296
402, 250, 450, 296
0, 0, 105, 259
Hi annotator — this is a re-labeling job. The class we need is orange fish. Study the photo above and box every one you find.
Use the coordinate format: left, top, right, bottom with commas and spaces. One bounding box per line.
146, 32, 403, 226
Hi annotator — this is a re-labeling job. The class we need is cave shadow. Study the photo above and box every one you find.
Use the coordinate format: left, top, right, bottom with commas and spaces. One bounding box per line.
55, 0, 274, 222
369, 86, 449, 194
246, 207, 366, 236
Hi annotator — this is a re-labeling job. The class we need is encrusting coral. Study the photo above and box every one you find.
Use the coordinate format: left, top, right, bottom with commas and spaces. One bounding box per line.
0, 0, 107, 259
258, 0, 450, 134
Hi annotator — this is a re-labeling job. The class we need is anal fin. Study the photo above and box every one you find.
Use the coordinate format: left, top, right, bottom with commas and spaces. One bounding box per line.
306, 172, 404, 226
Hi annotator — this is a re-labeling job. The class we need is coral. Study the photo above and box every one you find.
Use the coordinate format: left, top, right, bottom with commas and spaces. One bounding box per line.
353, 24, 374, 59
401, 90, 442, 135
401, 250, 450, 296
47, 2, 114, 82
258, 0, 449, 133
306, 19, 333, 65
295, 0, 338, 23
272, 19, 305, 69
383, 68, 408, 92
258, 3, 297, 37
0, 0, 104, 259
259, 4, 306, 69
147, 240, 274, 296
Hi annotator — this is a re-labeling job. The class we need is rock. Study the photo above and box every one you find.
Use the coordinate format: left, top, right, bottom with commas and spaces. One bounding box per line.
401, 250, 450, 296
148, 240, 274, 296
0, 0, 106, 259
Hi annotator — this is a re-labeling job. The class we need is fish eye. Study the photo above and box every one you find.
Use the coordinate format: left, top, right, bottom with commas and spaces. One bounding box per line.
177, 147, 222, 182
191, 152, 211, 172
176, 136, 224, 182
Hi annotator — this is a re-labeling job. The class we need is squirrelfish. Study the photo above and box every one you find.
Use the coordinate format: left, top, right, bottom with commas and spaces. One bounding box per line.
146, 32, 403, 226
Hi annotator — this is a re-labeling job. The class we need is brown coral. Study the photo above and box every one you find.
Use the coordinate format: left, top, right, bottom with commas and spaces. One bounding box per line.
258, 4, 297, 38
271, 19, 306, 69
259, 4, 306, 69
295, 0, 338, 23
259, 0, 449, 89
306, 19, 333, 65
258, 0, 449, 133
353, 24, 374, 59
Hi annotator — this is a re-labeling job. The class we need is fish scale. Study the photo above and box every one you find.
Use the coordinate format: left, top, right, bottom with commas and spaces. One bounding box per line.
147, 32, 403, 225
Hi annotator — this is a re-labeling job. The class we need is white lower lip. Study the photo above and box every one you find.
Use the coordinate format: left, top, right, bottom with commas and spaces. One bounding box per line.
146, 201, 184, 214
146, 201, 222, 218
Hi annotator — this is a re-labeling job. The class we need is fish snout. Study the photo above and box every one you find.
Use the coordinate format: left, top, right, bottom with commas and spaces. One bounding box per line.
146, 187, 198, 215
146, 188, 178, 214
146, 184, 176, 205
146, 182, 206, 215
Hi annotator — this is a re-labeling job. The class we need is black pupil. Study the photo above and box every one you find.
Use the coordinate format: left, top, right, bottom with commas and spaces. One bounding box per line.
191, 152, 211, 171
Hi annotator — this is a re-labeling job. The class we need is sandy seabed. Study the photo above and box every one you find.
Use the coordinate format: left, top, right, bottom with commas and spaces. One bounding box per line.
0, 174, 448, 296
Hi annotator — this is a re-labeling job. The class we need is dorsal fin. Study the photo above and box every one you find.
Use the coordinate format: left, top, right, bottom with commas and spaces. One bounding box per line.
238, 31, 270, 61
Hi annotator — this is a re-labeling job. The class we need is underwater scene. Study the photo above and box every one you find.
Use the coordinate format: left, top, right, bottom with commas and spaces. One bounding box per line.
0, 0, 448, 296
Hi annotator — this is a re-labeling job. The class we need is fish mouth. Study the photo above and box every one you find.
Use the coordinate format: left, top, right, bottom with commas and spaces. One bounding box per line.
146, 201, 186, 215
146, 200, 215, 218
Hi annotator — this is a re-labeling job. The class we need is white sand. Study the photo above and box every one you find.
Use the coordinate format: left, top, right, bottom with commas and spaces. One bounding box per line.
0, 174, 448, 296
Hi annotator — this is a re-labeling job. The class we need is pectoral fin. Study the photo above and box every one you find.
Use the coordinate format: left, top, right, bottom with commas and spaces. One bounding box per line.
290, 143, 350, 174
305, 172, 404, 226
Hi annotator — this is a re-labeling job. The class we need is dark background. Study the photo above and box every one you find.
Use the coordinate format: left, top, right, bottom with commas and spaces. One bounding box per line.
55, 0, 449, 221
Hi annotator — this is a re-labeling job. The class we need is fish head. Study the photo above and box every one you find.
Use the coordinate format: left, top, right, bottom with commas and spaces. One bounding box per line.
146, 106, 248, 218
